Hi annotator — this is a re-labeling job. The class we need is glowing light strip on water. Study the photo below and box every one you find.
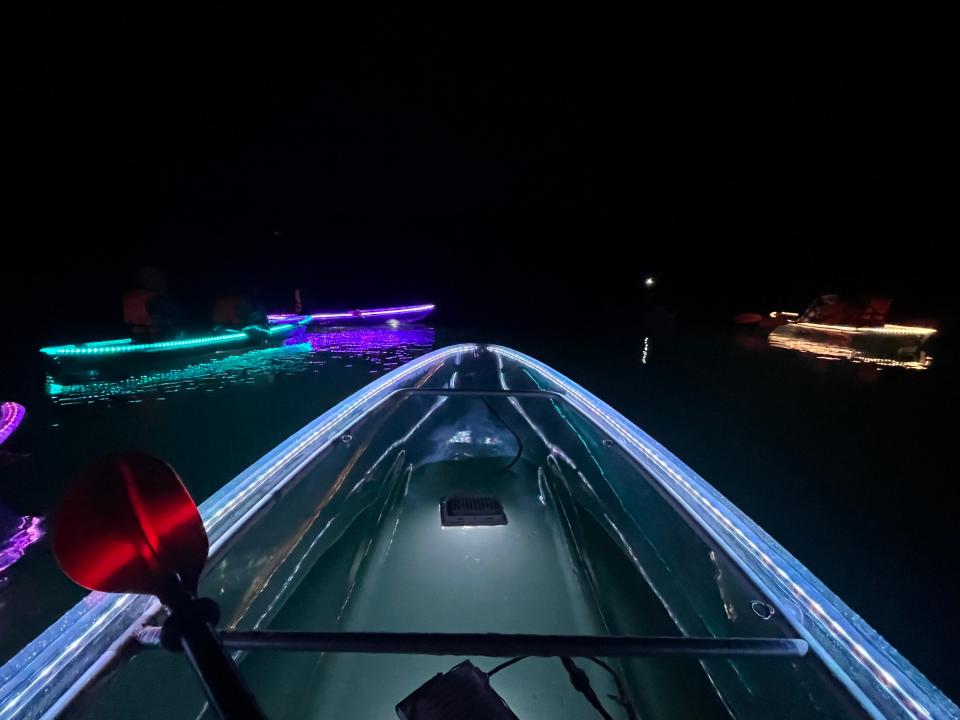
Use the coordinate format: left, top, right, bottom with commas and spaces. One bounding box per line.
0, 517, 44, 575
359, 304, 434, 318
0, 344, 475, 720
83, 339, 134, 348
40, 331, 250, 357
306, 311, 353, 320
257, 323, 296, 335
768, 335, 933, 371
487, 345, 952, 720
791, 322, 937, 337
0, 403, 26, 447
266, 304, 435, 324
45, 343, 313, 403
242, 321, 306, 336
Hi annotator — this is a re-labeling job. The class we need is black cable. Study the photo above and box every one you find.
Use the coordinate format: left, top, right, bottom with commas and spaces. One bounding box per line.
486, 655, 527, 677
484, 655, 633, 720
481, 399, 524, 472
561, 657, 616, 720
583, 658, 638, 720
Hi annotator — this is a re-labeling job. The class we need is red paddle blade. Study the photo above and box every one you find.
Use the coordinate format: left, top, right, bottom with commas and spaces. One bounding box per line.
53, 452, 208, 603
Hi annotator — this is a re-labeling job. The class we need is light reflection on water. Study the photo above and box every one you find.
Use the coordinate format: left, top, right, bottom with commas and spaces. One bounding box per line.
45, 326, 437, 405
300, 326, 436, 369
0, 511, 44, 578
767, 327, 933, 371
46, 342, 315, 405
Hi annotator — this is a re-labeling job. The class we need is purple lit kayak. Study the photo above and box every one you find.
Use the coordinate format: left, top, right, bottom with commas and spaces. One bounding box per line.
267, 303, 435, 326
0, 402, 26, 447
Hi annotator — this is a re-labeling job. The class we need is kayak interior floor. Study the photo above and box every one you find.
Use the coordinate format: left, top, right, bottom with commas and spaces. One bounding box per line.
240, 456, 659, 719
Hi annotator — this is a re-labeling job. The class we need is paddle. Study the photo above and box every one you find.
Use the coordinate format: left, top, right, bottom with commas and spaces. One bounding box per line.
53, 452, 266, 720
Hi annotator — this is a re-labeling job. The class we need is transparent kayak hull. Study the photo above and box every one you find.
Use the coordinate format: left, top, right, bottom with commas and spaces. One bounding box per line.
1, 345, 955, 719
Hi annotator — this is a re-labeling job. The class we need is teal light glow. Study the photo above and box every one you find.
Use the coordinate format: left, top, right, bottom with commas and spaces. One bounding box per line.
39, 332, 250, 357
247, 323, 295, 335
83, 339, 133, 348
45, 342, 312, 404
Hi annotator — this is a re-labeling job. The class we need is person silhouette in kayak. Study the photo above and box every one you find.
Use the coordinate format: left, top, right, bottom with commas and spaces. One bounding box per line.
213, 294, 267, 328
122, 267, 180, 336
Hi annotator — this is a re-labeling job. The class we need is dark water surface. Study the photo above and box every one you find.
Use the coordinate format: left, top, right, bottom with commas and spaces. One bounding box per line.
1, 322, 956, 703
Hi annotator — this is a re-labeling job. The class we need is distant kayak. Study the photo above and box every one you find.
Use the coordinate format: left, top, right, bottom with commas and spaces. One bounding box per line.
737, 296, 938, 368
267, 303, 435, 326
39, 319, 310, 378
769, 321, 936, 370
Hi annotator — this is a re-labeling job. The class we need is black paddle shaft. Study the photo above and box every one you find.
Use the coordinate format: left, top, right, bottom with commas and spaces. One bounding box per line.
217, 631, 809, 659
161, 595, 267, 720
178, 616, 268, 720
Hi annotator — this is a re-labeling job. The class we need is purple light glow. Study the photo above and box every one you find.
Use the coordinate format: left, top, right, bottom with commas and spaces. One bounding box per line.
291, 326, 436, 367
0, 515, 45, 575
267, 303, 435, 325
0, 402, 26, 447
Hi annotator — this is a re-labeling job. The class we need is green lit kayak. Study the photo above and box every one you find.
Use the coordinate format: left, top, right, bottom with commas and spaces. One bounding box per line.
1, 345, 955, 719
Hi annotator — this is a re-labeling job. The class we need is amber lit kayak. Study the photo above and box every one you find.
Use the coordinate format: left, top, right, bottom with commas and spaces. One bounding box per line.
769, 321, 936, 369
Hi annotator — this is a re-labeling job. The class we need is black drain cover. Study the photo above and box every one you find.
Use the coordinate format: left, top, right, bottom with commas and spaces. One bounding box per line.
440, 495, 507, 527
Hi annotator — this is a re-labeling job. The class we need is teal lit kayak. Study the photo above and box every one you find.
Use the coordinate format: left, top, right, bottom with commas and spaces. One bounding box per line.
38, 319, 312, 380
1, 345, 955, 719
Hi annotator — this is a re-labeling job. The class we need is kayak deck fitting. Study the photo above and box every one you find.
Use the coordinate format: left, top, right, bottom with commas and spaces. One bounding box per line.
0, 345, 955, 719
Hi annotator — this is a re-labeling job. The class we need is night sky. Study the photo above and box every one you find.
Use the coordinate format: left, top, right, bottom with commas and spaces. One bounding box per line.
4, 8, 957, 341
